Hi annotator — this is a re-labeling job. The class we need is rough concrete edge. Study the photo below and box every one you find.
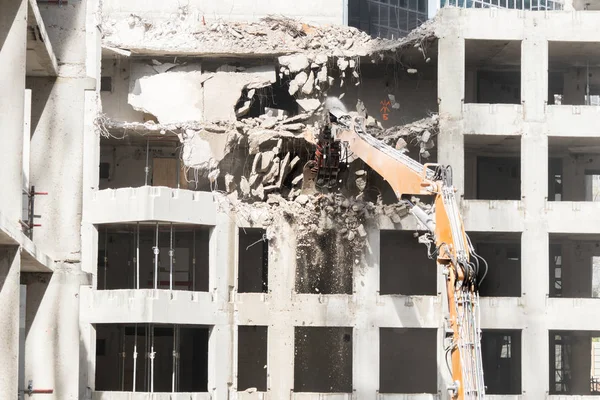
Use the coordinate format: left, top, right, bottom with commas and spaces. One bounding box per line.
101, 18, 438, 58
28, 0, 59, 77
0, 210, 54, 272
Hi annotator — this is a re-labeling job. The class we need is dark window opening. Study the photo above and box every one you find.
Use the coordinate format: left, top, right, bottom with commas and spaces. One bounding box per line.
465, 40, 522, 105
465, 135, 521, 200
481, 330, 522, 394
469, 233, 521, 297
548, 42, 600, 106
380, 230, 436, 295
238, 228, 268, 293
95, 324, 209, 393
97, 223, 210, 291
549, 234, 600, 299
379, 328, 437, 393
294, 327, 353, 392
550, 331, 600, 395
238, 326, 268, 391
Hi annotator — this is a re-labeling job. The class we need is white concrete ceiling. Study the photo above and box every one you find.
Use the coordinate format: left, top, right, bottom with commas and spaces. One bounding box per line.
465, 39, 521, 67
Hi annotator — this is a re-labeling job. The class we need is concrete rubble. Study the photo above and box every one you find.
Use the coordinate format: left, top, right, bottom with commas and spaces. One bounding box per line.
102, 13, 436, 57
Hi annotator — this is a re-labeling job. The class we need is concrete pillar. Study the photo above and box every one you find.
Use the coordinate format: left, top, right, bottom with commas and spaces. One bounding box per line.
0, 247, 21, 399
438, 35, 465, 118
208, 324, 233, 399
268, 324, 294, 397
438, 34, 466, 196
0, 0, 27, 220
208, 213, 235, 399
521, 326, 549, 397
353, 229, 380, 399
521, 38, 548, 121
267, 221, 295, 397
24, 270, 88, 400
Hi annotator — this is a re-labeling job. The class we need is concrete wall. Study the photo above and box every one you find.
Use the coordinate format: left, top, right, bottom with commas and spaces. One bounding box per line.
101, 0, 346, 25
437, 7, 600, 397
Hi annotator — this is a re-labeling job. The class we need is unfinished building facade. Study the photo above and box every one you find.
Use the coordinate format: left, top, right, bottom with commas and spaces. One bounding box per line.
3, 0, 600, 399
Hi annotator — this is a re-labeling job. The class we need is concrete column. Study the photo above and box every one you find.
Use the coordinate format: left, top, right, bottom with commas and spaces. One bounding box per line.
521, 38, 548, 121
438, 35, 465, 118
24, 270, 89, 400
353, 229, 379, 399
208, 324, 233, 400
521, 123, 549, 396
268, 324, 294, 398
210, 213, 236, 303
0, 0, 27, 220
0, 247, 21, 399
521, 326, 549, 397
438, 119, 465, 197
267, 221, 295, 397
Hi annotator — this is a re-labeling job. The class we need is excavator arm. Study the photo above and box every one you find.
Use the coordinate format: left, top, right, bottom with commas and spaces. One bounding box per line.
316, 111, 487, 400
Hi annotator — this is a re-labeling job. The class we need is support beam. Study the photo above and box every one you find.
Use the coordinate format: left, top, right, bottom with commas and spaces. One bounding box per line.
0, 247, 21, 399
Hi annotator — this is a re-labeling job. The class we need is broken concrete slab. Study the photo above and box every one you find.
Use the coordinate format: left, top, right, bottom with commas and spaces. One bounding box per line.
278, 54, 309, 73
128, 70, 212, 124
296, 98, 321, 113
180, 129, 229, 170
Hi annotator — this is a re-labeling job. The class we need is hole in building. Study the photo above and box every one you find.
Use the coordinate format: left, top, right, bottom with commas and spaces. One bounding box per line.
94, 323, 209, 392
238, 228, 268, 293
97, 223, 210, 291
237, 326, 268, 392
549, 233, 600, 298
464, 134, 521, 200
548, 42, 600, 105
380, 230, 436, 295
481, 330, 522, 394
379, 328, 437, 393
550, 330, 600, 395
348, 0, 428, 39
294, 327, 353, 393
465, 39, 522, 104
100, 135, 191, 190
234, 74, 299, 120
469, 232, 521, 297
295, 230, 353, 295
549, 137, 600, 201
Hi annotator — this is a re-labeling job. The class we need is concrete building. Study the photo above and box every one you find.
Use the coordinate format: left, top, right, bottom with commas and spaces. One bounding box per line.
4, 0, 600, 399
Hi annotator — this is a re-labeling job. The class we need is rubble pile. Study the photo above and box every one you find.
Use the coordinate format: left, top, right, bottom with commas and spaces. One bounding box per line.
369, 114, 439, 159
102, 13, 436, 58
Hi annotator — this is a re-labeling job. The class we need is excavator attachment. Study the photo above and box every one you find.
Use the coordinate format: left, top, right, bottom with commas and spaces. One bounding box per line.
307, 99, 487, 400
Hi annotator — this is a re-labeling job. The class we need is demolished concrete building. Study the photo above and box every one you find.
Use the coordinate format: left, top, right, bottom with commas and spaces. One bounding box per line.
4, 0, 600, 398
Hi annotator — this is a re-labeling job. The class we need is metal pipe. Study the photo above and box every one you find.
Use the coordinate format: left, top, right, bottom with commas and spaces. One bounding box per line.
150, 324, 155, 393
192, 229, 196, 291
169, 223, 174, 291
136, 222, 140, 289
144, 139, 150, 186
153, 222, 159, 289
133, 324, 138, 392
